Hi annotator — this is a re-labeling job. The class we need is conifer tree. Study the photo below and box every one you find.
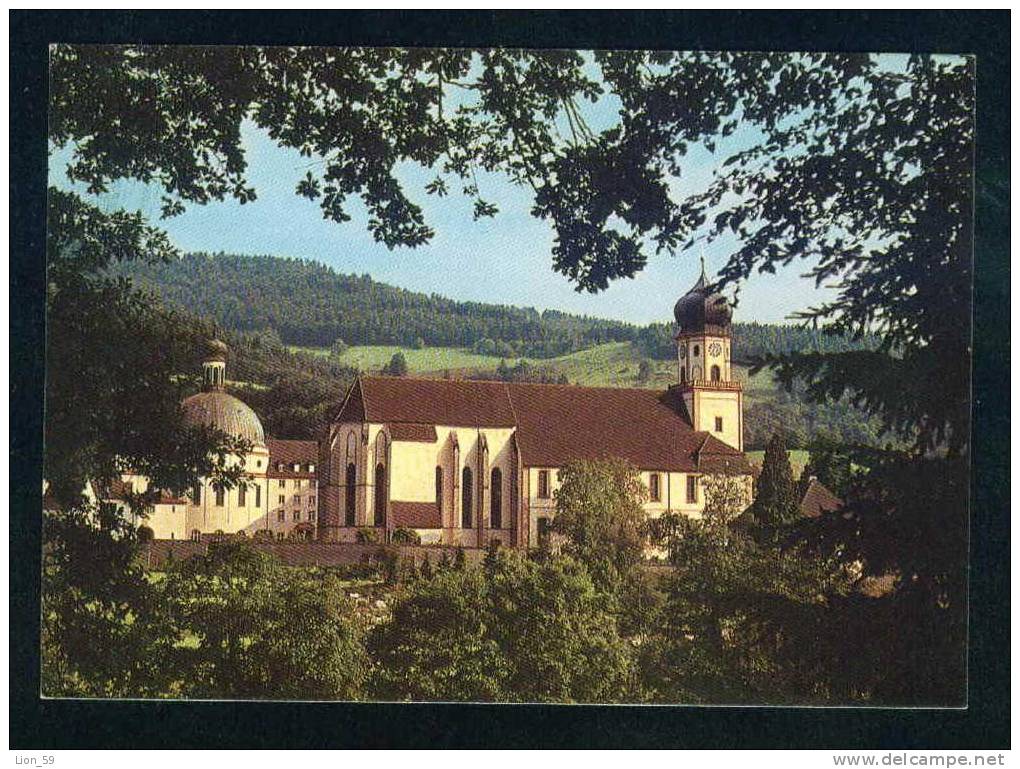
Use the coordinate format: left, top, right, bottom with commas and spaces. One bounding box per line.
751, 433, 800, 528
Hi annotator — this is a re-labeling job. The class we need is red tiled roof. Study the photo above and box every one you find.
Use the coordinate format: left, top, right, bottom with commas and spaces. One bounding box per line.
343, 376, 516, 427
267, 438, 319, 478
507, 382, 748, 473
390, 500, 442, 529
387, 422, 438, 442
339, 376, 749, 475
799, 478, 843, 518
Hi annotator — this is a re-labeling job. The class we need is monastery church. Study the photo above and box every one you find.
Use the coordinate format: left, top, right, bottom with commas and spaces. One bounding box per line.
103, 266, 755, 546
320, 264, 752, 548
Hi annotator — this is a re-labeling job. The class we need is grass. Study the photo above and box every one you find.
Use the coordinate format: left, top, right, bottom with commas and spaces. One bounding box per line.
289, 341, 784, 392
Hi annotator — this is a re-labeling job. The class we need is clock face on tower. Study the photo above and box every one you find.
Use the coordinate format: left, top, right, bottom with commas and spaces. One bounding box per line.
708, 342, 722, 356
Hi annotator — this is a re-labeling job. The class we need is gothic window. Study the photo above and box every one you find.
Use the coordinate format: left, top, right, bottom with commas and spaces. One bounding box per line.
711, 365, 721, 381
345, 463, 356, 526
374, 463, 387, 526
435, 466, 444, 514
254, 485, 261, 508
537, 470, 550, 499
649, 473, 661, 502
238, 483, 247, 507
462, 467, 473, 528
215, 487, 225, 507
686, 475, 698, 504
192, 483, 201, 505
491, 468, 503, 528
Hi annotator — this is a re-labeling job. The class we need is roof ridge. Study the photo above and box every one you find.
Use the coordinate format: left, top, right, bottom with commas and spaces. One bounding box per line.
356, 376, 371, 421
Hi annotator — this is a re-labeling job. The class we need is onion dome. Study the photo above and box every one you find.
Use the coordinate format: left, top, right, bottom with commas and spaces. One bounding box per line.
182, 390, 266, 448
673, 257, 733, 333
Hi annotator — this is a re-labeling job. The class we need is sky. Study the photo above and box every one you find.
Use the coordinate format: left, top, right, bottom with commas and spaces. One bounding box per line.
48, 54, 852, 327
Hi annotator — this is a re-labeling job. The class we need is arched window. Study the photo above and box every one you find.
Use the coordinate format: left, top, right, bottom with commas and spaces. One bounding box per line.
462, 467, 473, 528
345, 463, 356, 526
215, 487, 225, 506
710, 364, 721, 381
693, 344, 700, 357
374, 463, 387, 526
435, 466, 444, 514
490, 468, 503, 529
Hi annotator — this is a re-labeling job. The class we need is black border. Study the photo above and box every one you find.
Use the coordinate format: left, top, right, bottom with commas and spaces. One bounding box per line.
10, 10, 1010, 749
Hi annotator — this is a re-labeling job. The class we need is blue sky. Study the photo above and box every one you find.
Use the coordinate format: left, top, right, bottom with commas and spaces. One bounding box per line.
48, 55, 855, 326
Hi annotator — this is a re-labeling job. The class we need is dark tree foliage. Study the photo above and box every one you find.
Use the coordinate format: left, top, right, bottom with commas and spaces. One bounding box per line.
46, 191, 252, 511
161, 541, 369, 699
368, 550, 637, 703
801, 431, 857, 498
114, 253, 639, 356
382, 351, 409, 377
640, 516, 852, 704
750, 433, 801, 529
42, 504, 176, 697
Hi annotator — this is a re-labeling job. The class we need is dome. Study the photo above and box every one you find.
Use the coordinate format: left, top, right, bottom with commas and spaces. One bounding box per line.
181, 390, 266, 448
203, 338, 229, 362
673, 268, 733, 333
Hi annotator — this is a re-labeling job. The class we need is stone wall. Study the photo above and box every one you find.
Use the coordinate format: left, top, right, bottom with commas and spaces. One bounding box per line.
140, 538, 486, 570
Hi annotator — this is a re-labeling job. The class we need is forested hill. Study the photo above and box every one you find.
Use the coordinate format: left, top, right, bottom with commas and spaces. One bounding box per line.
114, 252, 873, 360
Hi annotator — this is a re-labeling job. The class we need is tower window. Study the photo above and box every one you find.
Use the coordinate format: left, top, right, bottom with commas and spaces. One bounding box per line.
649, 473, 661, 502
693, 345, 700, 357
715, 417, 724, 432
686, 475, 698, 504
537, 470, 550, 499
462, 467, 473, 528
711, 365, 721, 381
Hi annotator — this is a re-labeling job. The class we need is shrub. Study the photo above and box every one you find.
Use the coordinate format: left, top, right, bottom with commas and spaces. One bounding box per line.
391, 527, 421, 545
356, 527, 380, 544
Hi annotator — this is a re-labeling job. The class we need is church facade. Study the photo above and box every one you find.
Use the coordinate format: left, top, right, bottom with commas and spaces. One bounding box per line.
317, 268, 753, 548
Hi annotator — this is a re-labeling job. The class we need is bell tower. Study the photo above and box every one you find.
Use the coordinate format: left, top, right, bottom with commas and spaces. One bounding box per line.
673, 255, 743, 451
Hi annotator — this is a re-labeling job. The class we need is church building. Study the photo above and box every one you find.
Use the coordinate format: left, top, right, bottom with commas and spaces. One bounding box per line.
318, 267, 753, 548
